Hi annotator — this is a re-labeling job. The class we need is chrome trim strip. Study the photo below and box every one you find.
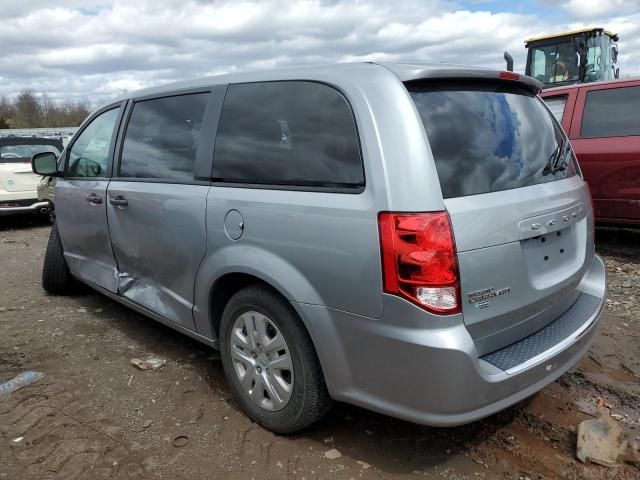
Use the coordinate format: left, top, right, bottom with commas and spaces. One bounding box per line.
517, 202, 586, 240
504, 295, 603, 375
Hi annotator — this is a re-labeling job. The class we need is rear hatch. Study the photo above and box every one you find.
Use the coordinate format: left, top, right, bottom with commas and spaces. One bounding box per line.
407, 79, 595, 355
1, 142, 60, 193
0, 160, 41, 192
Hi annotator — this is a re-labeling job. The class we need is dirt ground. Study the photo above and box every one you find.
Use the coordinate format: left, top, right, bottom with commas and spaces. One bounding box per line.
1, 216, 639, 480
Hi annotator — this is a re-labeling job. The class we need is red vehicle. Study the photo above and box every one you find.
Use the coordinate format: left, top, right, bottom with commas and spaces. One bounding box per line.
541, 78, 640, 226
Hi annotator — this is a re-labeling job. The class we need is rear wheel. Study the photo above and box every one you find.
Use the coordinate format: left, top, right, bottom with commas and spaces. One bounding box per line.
219, 285, 332, 434
42, 222, 76, 295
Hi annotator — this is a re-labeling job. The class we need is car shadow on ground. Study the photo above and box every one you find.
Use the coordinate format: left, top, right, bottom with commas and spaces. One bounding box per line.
55, 284, 533, 476
0, 213, 51, 231
596, 226, 640, 259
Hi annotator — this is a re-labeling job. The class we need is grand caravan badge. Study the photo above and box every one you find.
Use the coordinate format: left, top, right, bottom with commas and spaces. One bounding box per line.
468, 287, 511, 307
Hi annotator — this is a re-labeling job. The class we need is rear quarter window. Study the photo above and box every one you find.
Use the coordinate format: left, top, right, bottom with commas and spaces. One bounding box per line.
212, 81, 364, 190
543, 95, 568, 123
580, 85, 640, 138
408, 81, 576, 199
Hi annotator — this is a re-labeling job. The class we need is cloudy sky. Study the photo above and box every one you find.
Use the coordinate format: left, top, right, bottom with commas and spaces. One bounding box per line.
1, 0, 639, 103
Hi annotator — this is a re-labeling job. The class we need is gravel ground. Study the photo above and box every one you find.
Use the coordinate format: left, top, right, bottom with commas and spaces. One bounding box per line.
0, 216, 639, 480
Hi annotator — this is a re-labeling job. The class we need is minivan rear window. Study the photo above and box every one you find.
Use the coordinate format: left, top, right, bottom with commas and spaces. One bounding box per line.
407, 81, 576, 199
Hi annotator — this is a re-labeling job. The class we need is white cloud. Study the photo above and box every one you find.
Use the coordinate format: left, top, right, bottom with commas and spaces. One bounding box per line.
95, 77, 149, 95
0, 0, 637, 104
560, 0, 640, 19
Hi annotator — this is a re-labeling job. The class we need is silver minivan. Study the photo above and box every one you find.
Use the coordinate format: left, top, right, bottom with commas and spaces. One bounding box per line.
32, 62, 606, 434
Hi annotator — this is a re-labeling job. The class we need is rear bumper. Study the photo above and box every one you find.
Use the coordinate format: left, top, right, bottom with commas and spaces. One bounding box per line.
0, 196, 51, 216
296, 254, 606, 427
0, 186, 51, 215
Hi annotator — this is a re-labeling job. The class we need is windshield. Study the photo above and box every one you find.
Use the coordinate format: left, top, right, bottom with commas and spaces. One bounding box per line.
585, 34, 614, 82
407, 81, 577, 199
528, 34, 615, 86
0, 144, 61, 163
528, 41, 579, 85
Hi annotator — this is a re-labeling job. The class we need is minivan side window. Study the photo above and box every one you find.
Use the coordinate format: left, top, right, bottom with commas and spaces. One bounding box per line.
581, 86, 640, 138
119, 93, 209, 181
67, 107, 120, 178
213, 81, 364, 189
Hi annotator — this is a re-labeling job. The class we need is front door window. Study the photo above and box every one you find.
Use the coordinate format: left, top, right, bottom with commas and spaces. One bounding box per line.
67, 108, 120, 178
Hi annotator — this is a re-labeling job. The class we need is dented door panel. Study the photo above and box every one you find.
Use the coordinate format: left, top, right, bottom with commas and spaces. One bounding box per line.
106, 182, 209, 330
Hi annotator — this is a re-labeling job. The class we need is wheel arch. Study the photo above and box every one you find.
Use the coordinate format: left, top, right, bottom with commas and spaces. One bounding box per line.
192, 245, 339, 403
193, 245, 325, 342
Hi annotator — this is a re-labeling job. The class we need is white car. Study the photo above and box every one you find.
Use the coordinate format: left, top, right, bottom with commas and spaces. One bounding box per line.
0, 137, 62, 216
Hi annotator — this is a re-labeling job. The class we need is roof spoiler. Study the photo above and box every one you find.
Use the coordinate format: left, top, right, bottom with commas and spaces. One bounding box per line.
402, 69, 543, 95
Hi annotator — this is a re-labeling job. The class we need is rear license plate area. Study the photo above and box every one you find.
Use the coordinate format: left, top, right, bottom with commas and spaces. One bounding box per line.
526, 228, 573, 263
521, 224, 584, 289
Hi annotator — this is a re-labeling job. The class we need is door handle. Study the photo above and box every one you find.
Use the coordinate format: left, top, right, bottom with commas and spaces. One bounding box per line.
109, 195, 128, 207
86, 193, 103, 205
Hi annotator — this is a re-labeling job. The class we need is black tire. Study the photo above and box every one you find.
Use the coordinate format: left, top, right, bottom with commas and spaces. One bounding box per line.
42, 222, 75, 295
219, 285, 332, 434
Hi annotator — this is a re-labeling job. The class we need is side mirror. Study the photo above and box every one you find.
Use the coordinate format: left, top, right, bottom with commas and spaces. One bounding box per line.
611, 44, 619, 63
574, 37, 588, 69
574, 37, 587, 57
31, 151, 58, 176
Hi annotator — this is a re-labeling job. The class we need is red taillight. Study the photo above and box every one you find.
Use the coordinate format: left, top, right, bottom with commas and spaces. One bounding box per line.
378, 211, 461, 315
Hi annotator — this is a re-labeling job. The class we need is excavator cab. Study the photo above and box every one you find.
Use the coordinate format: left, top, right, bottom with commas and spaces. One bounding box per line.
524, 28, 619, 89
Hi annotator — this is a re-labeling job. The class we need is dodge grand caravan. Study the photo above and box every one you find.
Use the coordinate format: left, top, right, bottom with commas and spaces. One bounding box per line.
32, 63, 606, 434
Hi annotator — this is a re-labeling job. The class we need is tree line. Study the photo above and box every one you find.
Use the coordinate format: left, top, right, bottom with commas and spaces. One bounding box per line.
0, 90, 91, 129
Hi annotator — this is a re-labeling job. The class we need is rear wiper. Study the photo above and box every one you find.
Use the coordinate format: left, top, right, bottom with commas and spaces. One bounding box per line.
542, 139, 567, 176
556, 141, 571, 172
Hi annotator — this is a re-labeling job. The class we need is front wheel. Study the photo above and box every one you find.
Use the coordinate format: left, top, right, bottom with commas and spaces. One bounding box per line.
42, 222, 76, 295
219, 285, 332, 434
